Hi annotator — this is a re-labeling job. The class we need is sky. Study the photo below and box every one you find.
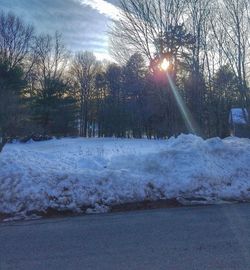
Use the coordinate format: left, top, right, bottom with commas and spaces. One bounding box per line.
1, 0, 120, 61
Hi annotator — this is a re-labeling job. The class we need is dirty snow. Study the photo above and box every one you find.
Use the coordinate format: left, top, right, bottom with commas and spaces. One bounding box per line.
0, 134, 250, 219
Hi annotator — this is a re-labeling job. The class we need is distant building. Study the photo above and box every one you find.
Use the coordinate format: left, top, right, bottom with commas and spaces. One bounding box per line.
229, 108, 250, 138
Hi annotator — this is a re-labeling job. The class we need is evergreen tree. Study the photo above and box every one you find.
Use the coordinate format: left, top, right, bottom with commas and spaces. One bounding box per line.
123, 53, 146, 137
0, 61, 26, 151
31, 77, 77, 136
104, 64, 125, 137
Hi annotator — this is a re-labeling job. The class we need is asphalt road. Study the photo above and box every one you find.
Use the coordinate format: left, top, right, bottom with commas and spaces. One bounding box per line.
1, 204, 250, 270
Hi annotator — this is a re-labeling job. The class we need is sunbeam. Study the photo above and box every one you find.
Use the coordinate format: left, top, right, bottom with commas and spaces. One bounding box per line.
166, 72, 201, 136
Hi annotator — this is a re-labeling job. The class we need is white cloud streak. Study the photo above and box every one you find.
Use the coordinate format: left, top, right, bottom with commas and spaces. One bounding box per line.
77, 0, 120, 20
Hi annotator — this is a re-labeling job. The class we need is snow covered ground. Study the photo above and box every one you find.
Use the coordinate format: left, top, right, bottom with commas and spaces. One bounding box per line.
1, 134, 250, 220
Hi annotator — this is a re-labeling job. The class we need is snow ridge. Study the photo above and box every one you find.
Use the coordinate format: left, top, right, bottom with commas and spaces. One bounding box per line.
1, 135, 250, 218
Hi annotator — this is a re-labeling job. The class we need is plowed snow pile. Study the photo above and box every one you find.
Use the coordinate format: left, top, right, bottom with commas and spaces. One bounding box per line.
1, 134, 250, 219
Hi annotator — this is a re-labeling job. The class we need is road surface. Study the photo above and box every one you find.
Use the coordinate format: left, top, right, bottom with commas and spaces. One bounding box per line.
1, 203, 250, 270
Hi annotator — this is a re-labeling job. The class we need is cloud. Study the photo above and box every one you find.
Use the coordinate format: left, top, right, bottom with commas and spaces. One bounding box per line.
94, 52, 114, 61
77, 0, 121, 20
0, 0, 120, 61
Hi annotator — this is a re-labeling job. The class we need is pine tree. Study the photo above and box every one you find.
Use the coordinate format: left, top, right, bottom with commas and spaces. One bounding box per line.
31, 77, 77, 136
0, 61, 26, 151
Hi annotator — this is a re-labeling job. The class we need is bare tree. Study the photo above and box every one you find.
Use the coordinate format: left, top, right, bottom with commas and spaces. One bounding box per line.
32, 32, 68, 87
30, 32, 70, 134
0, 11, 34, 152
0, 11, 34, 69
185, 0, 212, 130
211, 0, 250, 109
110, 0, 187, 61
71, 51, 99, 137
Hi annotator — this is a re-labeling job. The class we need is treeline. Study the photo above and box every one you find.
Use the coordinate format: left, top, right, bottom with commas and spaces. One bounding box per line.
0, 1, 249, 150
110, 0, 250, 138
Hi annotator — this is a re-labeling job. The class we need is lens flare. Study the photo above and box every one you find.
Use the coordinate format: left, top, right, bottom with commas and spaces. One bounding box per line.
166, 73, 201, 136
160, 58, 170, 71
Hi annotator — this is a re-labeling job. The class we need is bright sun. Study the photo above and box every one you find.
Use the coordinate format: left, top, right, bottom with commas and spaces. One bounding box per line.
160, 58, 170, 71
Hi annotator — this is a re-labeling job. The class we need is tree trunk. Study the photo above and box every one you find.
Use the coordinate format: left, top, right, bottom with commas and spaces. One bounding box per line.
0, 140, 4, 152
0, 134, 6, 153
83, 100, 88, 137
79, 94, 84, 137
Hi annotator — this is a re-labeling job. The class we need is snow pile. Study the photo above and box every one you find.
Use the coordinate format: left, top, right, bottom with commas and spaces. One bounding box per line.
0, 135, 250, 218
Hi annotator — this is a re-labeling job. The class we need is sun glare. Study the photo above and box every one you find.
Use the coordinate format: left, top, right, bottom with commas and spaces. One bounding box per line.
160, 58, 170, 71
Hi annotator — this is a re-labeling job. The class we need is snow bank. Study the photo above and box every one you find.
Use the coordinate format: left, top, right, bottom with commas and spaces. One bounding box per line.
0, 135, 250, 218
